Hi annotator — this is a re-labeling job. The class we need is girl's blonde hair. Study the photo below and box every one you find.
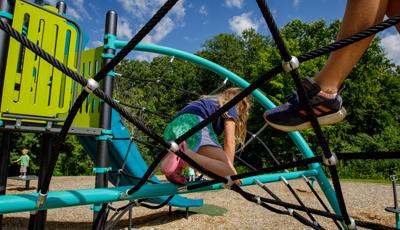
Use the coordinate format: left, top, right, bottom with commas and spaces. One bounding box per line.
204, 87, 252, 147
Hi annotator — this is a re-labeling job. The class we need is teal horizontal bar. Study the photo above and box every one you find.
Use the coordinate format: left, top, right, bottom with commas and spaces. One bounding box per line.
0, 170, 316, 214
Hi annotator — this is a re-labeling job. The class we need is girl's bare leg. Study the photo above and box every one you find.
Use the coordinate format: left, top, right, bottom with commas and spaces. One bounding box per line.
314, 0, 388, 93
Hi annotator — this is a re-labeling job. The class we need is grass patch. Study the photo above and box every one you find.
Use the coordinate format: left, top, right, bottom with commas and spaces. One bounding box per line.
339, 178, 392, 184
178, 204, 227, 216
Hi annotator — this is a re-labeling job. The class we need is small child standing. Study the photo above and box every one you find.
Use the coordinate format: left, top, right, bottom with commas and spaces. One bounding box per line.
187, 167, 196, 182
14, 148, 30, 179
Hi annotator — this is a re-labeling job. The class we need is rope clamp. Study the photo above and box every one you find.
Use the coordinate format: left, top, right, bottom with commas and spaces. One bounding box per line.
93, 167, 112, 174
90, 205, 103, 212
169, 141, 179, 152
346, 217, 356, 230
254, 196, 262, 205
84, 78, 99, 93
288, 208, 294, 216
0, 11, 13, 20
282, 56, 299, 72
133, 199, 140, 206
223, 176, 235, 189
280, 176, 289, 185
36, 191, 47, 208
322, 152, 338, 166
254, 179, 263, 187
120, 190, 130, 199
178, 186, 188, 193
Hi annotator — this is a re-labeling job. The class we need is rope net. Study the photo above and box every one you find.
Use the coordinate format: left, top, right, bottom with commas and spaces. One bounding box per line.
1, 0, 400, 229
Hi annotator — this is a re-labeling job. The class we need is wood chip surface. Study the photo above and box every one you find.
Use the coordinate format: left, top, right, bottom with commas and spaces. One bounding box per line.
2, 176, 396, 229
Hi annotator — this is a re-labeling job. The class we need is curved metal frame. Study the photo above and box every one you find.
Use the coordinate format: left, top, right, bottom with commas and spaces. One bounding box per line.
113, 41, 341, 216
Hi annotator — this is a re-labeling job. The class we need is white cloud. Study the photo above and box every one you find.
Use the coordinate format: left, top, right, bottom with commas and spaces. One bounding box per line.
45, 0, 57, 5
229, 12, 260, 35
381, 33, 400, 65
71, 0, 92, 21
135, 52, 160, 62
199, 5, 208, 16
134, 17, 175, 61
44, 0, 92, 21
91, 40, 103, 47
116, 0, 185, 21
115, 0, 186, 61
171, 0, 186, 19
152, 17, 174, 42
67, 7, 81, 20
117, 17, 134, 40
116, 0, 151, 19
225, 0, 244, 9
293, 0, 300, 8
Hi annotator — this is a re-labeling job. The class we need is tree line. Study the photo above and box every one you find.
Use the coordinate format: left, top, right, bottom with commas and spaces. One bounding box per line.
8, 19, 400, 180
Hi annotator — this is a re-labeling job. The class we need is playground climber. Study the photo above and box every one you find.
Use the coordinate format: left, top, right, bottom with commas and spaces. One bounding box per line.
264, 0, 400, 132
161, 87, 252, 185
13, 148, 30, 179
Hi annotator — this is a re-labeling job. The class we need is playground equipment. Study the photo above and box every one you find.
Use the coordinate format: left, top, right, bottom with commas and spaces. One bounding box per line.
0, 0, 399, 229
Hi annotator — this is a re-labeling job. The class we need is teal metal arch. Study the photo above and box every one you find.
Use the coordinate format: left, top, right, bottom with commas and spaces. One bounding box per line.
114, 41, 342, 217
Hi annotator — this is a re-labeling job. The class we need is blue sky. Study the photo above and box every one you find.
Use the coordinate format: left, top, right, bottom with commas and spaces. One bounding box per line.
41, 0, 400, 64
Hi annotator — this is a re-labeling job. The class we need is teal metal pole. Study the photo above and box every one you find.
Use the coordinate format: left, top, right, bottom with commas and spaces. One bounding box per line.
0, 170, 316, 214
113, 41, 342, 216
389, 175, 400, 228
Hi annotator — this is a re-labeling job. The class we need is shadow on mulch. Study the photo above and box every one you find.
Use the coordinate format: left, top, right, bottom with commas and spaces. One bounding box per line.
2, 205, 227, 230
6, 186, 37, 192
2, 217, 92, 230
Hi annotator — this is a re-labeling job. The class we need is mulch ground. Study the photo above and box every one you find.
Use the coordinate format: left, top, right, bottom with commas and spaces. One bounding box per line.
2, 176, 396, 229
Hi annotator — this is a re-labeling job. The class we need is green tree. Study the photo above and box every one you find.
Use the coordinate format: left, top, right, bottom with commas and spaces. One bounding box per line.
105, 19, 400, 179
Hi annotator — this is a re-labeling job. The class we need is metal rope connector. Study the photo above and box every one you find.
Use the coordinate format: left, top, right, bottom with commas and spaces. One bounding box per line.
254, 179, 263, 187
178, 186, 188, 193
35, 191, 47, 208
288, 208, 294, 216
133, 199, 140, 206
223, 176, 235, 189
282, 56, 299, 72
280, 176, 289, 185
345, 217, 356, 230
84, 78, 100, 93
120, 189, 130, 199
169, 141, 179, 152
322, 152, 338, 166
254, 196, 262, 205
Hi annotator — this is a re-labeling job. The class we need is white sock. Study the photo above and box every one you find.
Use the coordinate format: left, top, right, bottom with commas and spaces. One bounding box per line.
317, 90, 337, 99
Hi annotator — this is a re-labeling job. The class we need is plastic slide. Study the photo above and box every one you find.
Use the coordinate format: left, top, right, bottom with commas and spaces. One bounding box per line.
79, 109, 203, 208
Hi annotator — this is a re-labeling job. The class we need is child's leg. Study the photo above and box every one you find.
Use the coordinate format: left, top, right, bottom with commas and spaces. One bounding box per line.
386, 0, 400, 32
196, 146, 233, 165
315, 0, 388, 93
185, 146, 237, 178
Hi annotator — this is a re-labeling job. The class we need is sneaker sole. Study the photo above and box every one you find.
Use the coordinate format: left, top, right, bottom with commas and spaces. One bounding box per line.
266, 108, 347, 132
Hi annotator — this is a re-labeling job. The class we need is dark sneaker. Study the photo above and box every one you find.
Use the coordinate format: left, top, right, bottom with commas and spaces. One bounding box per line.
264, 77, 346, 132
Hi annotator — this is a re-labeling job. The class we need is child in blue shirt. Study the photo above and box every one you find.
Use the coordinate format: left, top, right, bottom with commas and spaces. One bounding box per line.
161, 87, 251, 185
